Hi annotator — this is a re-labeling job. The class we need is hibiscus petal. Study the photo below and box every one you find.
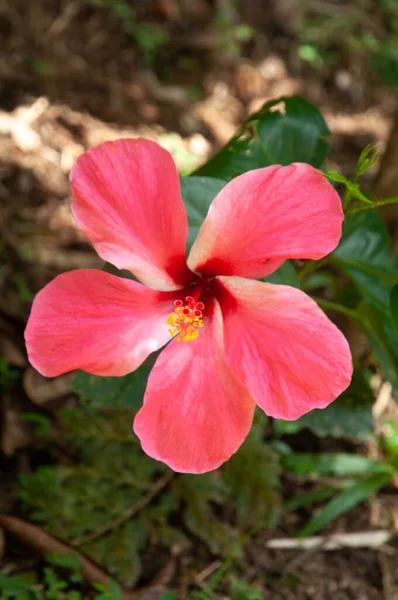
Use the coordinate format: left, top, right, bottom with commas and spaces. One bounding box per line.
188, 164, 343, 279
71, 138, 193, 290
25, 269, 180, 377
216, 276, 352, 420
133, 298, 255, 473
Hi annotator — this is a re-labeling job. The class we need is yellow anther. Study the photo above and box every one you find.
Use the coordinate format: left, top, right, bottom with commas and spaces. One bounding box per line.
167, 298, 204, 342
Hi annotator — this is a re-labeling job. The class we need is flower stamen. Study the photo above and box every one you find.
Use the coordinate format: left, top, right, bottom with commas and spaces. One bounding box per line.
167, 297, 205, 342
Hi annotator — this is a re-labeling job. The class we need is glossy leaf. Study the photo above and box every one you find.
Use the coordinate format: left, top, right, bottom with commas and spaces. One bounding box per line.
180, 176, 226, 251
195, 96, 330, 180
333, 211, 398, 314
263, 261, 300, 288
295, 368, 374, 439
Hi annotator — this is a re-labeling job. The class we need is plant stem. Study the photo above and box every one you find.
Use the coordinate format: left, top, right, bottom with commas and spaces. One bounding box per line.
347, 196, 398, 216
312, 297, 359, 320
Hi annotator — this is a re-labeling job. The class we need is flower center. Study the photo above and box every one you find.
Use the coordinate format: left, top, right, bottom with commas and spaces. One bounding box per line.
167, 296, 204, 342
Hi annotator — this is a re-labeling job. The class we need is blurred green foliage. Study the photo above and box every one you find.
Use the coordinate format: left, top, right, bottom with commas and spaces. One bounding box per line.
297, 0, 398, 86
90, 0, 168, 64
19, 407, 280, 588
0, 552, 121, 599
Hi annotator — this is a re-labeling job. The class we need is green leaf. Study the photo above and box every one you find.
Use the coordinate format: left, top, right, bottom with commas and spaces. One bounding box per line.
298, 471, 393, 536
284, 485, 343, 511
46, 551, 81, 572
73, 361, 152, 410
195, 96, 330, 180
358, 302, 398, 395
381, 419, 398, 470
391, 284, 398, 331
282, 452, 390, 477
263, 261, 300, 288
180, 176, 226, 251
333, 211, 398, 314
295, 368, 374, 439
0, 573, 35, 597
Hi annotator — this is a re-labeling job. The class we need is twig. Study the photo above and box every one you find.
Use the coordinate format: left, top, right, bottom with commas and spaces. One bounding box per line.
378, 552, 394, 600
195, 561, 222, 584
373, 381, 392, 419
265, 530, 395, 551
346, 196, 398, 215
0, 515, 135, 599
72, 470, 174, 546
47, 0, 82, 37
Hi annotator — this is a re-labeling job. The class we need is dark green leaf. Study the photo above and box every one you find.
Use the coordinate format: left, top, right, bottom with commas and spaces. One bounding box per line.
358, 302, 398, 395
391, 284, 398, 331
295, 368, 374, 439
73, 361, 152, 410
180, 176, 226, 251
263, 261, 300, 288
333, 211, 398, 314
195, 96, 330, 180
298, 471, 393, 536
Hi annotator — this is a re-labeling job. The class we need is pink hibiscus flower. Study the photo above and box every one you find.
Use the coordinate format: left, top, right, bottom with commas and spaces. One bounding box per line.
25, 138, 352, 474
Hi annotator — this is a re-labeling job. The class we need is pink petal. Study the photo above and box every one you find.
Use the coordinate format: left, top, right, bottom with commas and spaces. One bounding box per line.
133, 298, 255, 473
188, 164, 343, 279
25, 269, 181, 377
216, 276, 353, 420
71, 138, 193, 291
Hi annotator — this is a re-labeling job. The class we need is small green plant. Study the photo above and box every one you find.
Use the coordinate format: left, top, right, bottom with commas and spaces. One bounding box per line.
282, 448, 397, 536
0, 552, 121, 599
19, 405, 280, 588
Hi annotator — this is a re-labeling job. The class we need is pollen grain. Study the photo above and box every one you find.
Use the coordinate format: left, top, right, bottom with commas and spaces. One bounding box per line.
167, 297, 204, 342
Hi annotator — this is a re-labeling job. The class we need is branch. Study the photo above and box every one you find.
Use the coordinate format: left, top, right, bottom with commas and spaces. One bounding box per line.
0, 514, 135, 600
265, 530, 395, 551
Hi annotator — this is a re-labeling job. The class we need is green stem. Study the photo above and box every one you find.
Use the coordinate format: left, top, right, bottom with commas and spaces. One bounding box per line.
342, 173, 359, 211
312, 297, 359, 320
347, 196, 398, 216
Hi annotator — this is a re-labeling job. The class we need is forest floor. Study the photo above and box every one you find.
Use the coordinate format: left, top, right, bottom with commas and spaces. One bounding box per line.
0, 1, 397, 598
